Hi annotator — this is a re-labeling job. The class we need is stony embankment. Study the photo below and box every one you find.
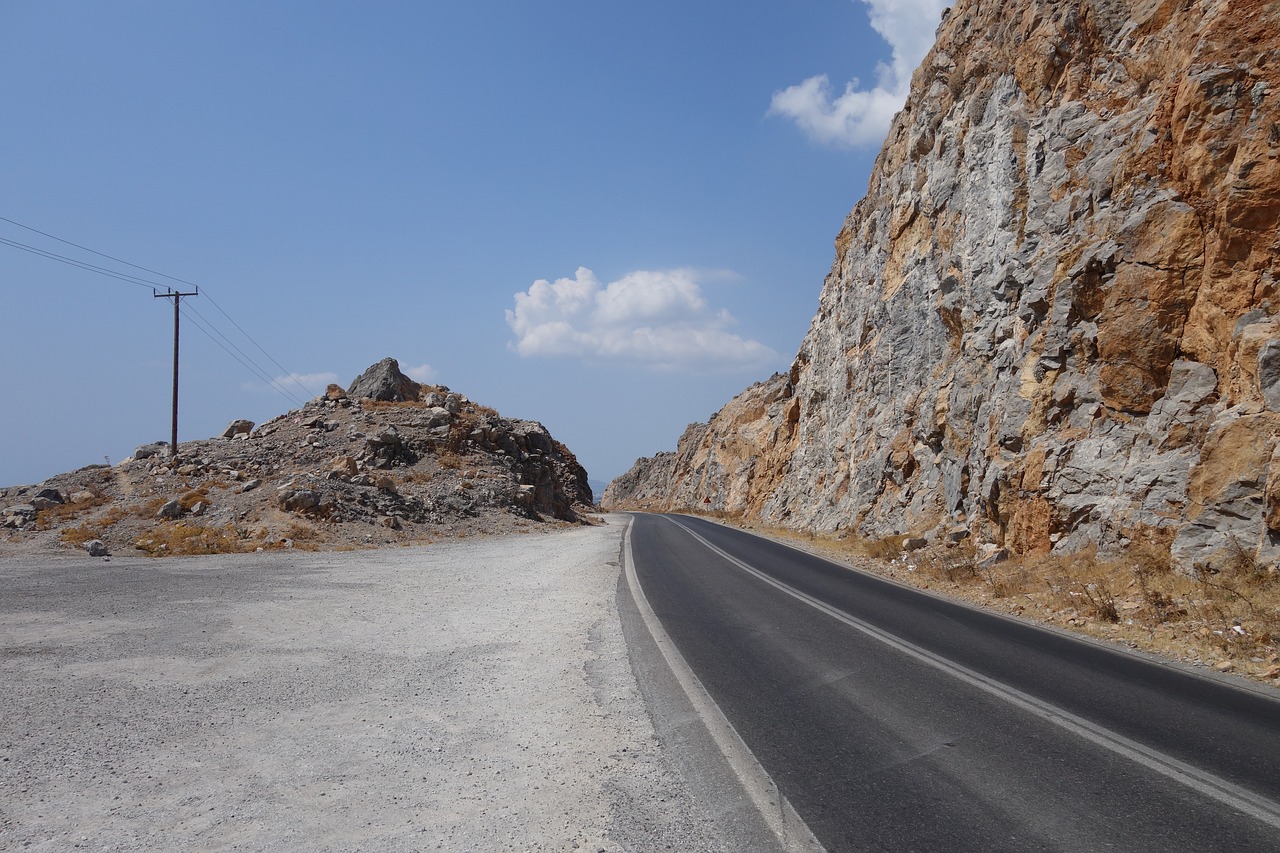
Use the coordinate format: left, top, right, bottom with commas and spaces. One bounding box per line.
2, 358, 595, 556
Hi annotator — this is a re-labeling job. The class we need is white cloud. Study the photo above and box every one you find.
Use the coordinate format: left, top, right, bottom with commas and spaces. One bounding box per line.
506, 267, 779, 372
404, 363, 437, 383
768, 0, 949, 147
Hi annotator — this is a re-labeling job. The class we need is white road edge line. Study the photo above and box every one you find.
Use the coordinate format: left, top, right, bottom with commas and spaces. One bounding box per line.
622, 516, 827, 853
665, 515, 1280, 833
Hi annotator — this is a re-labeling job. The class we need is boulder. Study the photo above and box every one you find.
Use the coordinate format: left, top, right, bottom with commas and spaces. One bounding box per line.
324, 383, 348, 401
220, 419, 255, 439
156, 499, 183, 519
85, 539, 109, 557
329, 455, 359, 478
347, 358, 421, 402
134, 442, 168, 460
278, 488, 320, 513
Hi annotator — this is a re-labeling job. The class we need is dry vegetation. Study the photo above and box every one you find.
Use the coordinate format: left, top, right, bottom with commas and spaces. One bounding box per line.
698, 510, 1280, 687
134, 522, 251, 556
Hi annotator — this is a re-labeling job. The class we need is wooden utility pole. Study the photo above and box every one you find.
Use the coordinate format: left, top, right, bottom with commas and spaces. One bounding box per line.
153, 288, 199, 459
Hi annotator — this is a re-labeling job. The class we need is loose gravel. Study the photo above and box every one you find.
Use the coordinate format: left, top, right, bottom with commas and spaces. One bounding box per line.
0, 517, 732, 852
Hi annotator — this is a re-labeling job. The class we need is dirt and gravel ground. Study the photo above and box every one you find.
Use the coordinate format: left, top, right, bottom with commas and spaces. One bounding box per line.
0, 517, 737, 852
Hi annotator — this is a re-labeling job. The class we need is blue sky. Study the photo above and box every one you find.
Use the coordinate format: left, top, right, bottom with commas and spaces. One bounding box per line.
1, 0, 946, 491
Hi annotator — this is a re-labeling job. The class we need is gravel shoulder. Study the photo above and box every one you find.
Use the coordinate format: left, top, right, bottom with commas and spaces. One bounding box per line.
0, 516, 733, 852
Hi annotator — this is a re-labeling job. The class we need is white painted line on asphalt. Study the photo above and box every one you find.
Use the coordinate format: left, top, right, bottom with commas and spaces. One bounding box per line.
622, 517, 827, 853
665, 515, 1280, 834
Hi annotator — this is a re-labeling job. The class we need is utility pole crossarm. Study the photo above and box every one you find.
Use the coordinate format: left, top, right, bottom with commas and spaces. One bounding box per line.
153, 288, 199, 459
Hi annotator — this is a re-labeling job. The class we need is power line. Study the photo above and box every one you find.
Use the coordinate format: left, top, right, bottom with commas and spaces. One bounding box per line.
0, 215, 318, 409
198, 290, 319, 404
0, 214, 202, 290
181, 303, 309, 408
0, 236, 160, 290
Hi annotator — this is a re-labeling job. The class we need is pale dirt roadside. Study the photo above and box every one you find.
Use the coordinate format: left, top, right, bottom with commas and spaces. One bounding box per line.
0, 516, 735, 852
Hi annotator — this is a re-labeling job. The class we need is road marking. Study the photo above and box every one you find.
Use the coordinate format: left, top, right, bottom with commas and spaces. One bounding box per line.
664, 515, 1280, 833
622, 517, 827, 853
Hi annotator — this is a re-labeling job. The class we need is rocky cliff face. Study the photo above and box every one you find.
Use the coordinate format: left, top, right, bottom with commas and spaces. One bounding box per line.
605, 0, 1280, 572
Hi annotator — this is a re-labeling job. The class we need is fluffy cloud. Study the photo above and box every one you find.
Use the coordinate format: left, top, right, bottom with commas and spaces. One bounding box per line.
506, 267, 778, 372
768, 0, 950, 147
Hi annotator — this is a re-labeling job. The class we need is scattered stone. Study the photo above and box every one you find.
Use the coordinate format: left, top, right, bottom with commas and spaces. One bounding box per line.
221, 419, 255, 439
279, 489, 320, 513
239, 479, 262, 493
134, 442, 169, 460
330, 456, 359, 478
902, 537, 928, 552
977, 547, 1009, 569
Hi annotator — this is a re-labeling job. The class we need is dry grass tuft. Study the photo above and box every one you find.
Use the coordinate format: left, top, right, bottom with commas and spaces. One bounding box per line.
35, 491, 111, 530
59, 525, 100, 547
135, 523, 250, 556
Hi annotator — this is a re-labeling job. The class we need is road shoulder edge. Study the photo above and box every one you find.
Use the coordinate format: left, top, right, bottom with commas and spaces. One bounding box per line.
617, 514, 827, 853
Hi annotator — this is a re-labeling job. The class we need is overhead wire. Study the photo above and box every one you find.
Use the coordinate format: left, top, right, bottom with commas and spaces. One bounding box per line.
0, 236, 161, 290
0, 215, 317, 408
0, 213, 319, 405
179, 305, 308, 408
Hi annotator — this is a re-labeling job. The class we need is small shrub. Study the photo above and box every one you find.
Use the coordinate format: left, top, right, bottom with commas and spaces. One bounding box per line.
1076, 580, 1120, 622
858, 535, 911, 560
35, 492, 111, 529
59, 526, 99, 547
136, 522, 247, 556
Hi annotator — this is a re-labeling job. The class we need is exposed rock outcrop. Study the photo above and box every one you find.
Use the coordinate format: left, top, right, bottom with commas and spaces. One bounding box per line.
348, 357, 422, 402
2, 358, 595, 554
605, 0, 1280, 573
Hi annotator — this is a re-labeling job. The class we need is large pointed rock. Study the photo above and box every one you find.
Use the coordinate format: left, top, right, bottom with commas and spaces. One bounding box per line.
347, 358, 421, 402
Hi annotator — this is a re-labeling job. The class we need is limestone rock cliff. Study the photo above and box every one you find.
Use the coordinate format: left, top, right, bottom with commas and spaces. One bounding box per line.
604, 0, 1280, 572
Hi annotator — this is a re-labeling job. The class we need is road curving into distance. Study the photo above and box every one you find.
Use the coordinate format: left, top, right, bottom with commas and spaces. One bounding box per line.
623, 512, 1280, 852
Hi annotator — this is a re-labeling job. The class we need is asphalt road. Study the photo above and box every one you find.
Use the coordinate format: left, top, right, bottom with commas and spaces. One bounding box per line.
625, 513, 1280, 852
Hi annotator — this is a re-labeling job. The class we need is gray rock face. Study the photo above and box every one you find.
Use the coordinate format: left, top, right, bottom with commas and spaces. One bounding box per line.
606, 0, 1280, 574
278, 488, 321, 513
1257, 341, 1280, 411
221, 419, 255, 439
347, 358, 421, 402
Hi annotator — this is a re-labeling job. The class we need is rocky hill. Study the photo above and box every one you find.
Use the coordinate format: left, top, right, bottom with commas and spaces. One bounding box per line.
2, 358, 594, 556
605, 0, 1280, 574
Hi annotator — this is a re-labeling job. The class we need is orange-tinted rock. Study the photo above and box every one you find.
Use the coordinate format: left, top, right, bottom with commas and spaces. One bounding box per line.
607, 0, 1280, 572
